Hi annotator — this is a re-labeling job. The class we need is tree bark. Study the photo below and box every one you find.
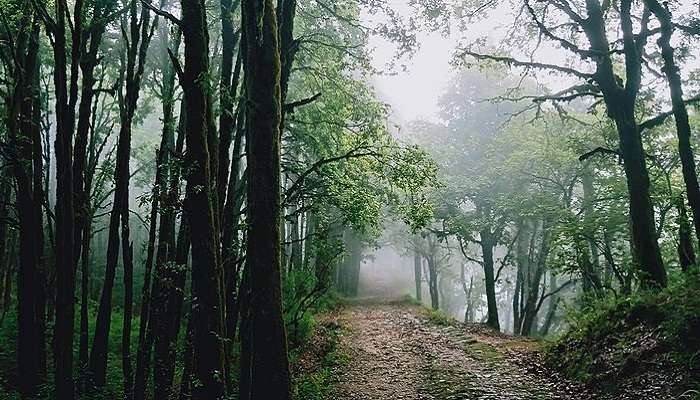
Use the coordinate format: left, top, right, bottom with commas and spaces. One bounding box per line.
426, 254, 439, 311
676, 196, 696, 271
152, 218, 191, 399
480, 230, 500, 331
239, 0, 291, 397
414, 250, 422, 303
645, 0, 700, 251
179, 0, 228, 395
48, 0, 78, 394
8, 15, 46, 398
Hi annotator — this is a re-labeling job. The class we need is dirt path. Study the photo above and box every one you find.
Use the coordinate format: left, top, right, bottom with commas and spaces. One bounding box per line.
326, 301, 588, 400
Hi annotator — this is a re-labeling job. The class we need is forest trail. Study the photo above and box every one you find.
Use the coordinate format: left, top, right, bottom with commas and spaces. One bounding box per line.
324, 300, 589, 400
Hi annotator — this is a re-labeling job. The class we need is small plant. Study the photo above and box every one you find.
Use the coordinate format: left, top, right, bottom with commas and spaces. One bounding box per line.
424, 308, 455, 327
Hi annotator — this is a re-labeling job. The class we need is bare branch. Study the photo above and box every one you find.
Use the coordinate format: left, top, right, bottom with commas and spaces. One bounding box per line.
524, 0, 598, 59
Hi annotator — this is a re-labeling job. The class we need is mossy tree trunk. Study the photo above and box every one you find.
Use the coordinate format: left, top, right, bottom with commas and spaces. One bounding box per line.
239, 0, 291, 397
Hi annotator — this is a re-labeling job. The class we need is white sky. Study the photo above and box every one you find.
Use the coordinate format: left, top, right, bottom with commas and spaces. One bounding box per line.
364, 1, 514, 124
369, 29, 456, 123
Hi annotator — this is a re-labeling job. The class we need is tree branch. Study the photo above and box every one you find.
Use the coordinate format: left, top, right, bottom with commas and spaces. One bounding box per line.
578, 147, 622, 162
460, 50, 594, 79
525, 0, 598, 59
140, 0, 182, 27
283, 92, 322, 114
639, 94, 700, 132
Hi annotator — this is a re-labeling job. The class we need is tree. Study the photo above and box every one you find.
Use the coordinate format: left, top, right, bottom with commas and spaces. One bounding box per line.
89, 0, 154, 389
239, 0, 291, 398
34, 0, 79, 393
3, 8, 46, 397
643, 0, 700, 252
178, 0, 228, 396
463, 0, 680, 287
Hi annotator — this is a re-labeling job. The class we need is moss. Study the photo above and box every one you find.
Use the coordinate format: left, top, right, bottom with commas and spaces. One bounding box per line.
463, 341, 505, 363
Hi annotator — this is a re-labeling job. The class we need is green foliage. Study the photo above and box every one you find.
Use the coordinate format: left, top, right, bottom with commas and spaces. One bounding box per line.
0, 303, 140, 399
423, 307, 456, 327
290, 322, 347, 400
283, 265, 344, 346
545, 272, 700, 394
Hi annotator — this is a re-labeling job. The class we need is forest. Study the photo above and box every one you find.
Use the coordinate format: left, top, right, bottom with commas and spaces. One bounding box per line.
0, 0, 699, 398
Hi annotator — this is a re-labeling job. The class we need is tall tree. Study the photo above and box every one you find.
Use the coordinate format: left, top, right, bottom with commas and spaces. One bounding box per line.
88, 0, 154, 388
467, 0, 671, 287
179, 0, 228, 394
5, 10, 46, 398
644, 0, 700, 250
33, 0, 80, 393
239, 0, 291, 398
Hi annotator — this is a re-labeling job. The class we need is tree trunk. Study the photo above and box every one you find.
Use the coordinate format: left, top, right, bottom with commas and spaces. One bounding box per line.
581, 163, 602, 291
89, 0, 152, 386
217, 0, 242, 216
520, 221, 551, 336
616, 116, 667, 287
133, 28, 182, 400
338, 230, 362, 297
582, 0, 666, 288
239, 0, 291, 398
74, 12, 110, 385
88, 100, 133, 390
152, 218, 191, 399
221, 99, 246, 388
180, 0, 227, 395
121, 235, 134, 400
426, 254, 439, 311
9, 16, 47, 398
49, 0, 77, 394
646, 0, 700, 251
539, 274, 560, 337
677, 196, 696, 271
414, 250, 422, 303
480, 231, 500, 331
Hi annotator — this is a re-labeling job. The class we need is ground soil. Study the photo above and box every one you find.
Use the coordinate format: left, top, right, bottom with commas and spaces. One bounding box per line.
323, 300, 591, 400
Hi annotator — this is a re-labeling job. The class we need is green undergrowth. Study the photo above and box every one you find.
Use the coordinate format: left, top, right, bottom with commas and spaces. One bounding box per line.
422, 307, 457, 327
290, 318, 347, 400
0, 306, 140, 400
545, 271, 700, 396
